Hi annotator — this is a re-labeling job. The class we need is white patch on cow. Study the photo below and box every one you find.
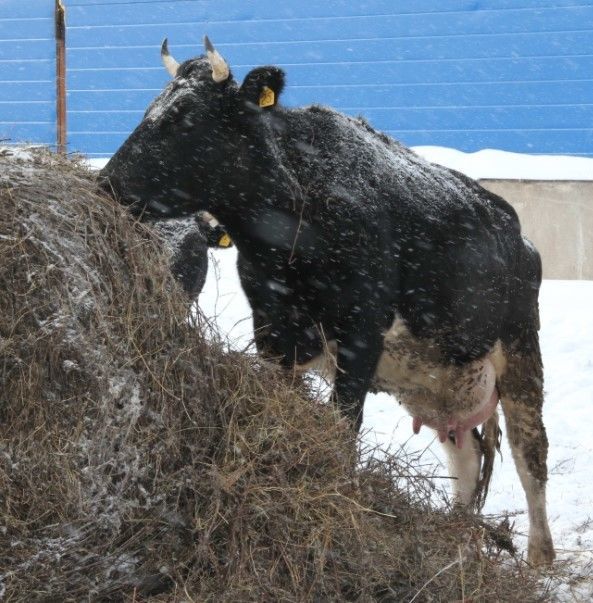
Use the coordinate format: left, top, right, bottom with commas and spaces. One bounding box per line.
374, 319, 505, 428
304, 317, 505, 428
296, 339, 338, 378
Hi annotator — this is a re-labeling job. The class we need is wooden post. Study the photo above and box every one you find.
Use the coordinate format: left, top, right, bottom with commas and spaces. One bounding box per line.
55, 0, 66, 154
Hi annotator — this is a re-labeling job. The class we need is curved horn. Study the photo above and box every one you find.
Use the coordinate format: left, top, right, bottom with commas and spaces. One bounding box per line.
161, 38, 180, 78
204, 35, 230, 83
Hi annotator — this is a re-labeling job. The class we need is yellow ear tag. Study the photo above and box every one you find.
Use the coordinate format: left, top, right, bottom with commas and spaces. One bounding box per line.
218, 233, 232, 248
259, 86, 275, 108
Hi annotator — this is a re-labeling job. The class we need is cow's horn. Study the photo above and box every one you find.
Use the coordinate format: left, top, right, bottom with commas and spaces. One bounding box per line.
204, 35, 230, 83
161, 38, 180, 78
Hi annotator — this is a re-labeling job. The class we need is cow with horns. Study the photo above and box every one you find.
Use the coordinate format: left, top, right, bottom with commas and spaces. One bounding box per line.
99, 37, 555, 566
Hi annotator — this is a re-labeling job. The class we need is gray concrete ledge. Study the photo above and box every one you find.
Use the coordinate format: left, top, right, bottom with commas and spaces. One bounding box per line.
479, 180, 593, 280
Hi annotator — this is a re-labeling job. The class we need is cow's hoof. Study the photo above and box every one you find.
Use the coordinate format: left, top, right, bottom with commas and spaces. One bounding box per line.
527, 539, 556, 567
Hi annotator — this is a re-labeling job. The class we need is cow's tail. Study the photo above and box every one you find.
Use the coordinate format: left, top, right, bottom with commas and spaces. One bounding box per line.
474, 409, 502, 511
472, 236, 541, 510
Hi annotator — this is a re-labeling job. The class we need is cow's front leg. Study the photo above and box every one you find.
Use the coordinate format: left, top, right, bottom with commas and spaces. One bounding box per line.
333, 319, 385, 432
499, 330, 555, 566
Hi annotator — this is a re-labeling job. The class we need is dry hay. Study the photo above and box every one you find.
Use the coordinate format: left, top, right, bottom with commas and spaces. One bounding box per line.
0, 148, 551, 601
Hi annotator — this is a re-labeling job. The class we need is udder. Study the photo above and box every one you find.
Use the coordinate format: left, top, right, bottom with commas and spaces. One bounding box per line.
294, 318, 503, 448
410, 368, 499, 449
373, 319, 503, 448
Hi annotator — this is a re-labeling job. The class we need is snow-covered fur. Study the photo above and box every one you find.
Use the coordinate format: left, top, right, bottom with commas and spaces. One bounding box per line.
152, 218, 209, 297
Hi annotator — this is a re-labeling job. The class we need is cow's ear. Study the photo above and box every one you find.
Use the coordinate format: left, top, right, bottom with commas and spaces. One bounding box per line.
239, 66, 285, 109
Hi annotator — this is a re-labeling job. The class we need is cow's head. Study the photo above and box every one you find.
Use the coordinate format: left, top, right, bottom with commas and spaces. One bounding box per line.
99, 37, 286, 219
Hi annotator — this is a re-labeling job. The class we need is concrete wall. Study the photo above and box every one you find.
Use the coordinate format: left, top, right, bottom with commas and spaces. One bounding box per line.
480, 180, 593, 280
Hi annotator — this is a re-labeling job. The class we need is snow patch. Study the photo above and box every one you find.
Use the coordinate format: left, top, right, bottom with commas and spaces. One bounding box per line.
88, 146, 593, 181
414, 146, 593, 181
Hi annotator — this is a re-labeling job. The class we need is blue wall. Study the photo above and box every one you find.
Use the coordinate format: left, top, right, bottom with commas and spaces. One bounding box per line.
2, 1, 593, 157
0, 1, 56, 146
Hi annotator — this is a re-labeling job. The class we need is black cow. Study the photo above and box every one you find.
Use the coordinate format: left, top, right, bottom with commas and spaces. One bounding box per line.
99, 38, 554, 566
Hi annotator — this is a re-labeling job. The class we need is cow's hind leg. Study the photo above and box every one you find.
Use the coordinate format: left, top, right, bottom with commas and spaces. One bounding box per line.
442, 429, 481, 507
499, 329, 555, 566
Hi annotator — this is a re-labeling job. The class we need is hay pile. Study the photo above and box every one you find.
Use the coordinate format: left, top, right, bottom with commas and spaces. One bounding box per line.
0, 148, 549, 601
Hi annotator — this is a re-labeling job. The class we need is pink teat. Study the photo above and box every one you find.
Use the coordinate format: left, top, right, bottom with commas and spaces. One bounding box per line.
413, 387, 499, 448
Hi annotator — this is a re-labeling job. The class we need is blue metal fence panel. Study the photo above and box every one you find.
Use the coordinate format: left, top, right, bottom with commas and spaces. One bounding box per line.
0, 1, 55, 146
61, 1, 593, 156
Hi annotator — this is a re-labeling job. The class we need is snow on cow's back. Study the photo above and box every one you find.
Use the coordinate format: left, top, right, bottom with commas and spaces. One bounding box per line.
276, 104, 519, 230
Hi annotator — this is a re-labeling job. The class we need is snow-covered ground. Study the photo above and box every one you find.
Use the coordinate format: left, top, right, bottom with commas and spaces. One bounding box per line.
88, 146, 593, 180
90, 147, 593, 596
413, 146, 593, 181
